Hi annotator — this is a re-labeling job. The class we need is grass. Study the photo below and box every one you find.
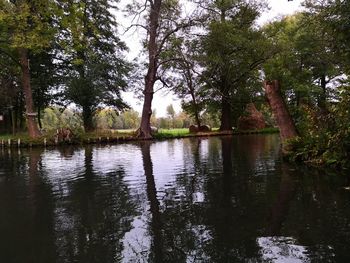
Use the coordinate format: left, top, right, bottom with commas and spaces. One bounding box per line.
155, 128, 191, 138
0, 127, 279, 147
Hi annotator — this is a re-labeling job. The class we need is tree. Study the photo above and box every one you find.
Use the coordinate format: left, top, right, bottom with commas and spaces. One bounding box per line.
263, 13, 341, 114
264, 80, 298, 146
127, 0, 196, 138
166, 37, 205, 128
59, 0, 130, 132
95, 108, 119, 130
198, 0, 269, 130
31, 50, 58, 129
166, 104, 175, 128
121, 109, 140, 129
304, 0, 350, 74
0, 0, 56, 137
0, 45, 22, 134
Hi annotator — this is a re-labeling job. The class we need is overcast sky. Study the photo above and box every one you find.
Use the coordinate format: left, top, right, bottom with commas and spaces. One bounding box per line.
120, 0, 303, 117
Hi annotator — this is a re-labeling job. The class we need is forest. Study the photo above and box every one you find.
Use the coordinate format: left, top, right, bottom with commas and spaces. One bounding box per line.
0, 0, 349, 168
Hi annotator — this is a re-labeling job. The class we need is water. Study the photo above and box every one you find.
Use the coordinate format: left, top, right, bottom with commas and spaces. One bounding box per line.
0, 135, 349, 263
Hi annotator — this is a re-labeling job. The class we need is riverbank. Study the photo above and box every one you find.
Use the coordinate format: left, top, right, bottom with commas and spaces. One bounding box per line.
0, 127, 279, 148
284, 136, 350, 170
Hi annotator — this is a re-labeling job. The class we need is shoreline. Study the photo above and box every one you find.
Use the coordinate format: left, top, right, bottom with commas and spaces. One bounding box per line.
0, 128, 279, 149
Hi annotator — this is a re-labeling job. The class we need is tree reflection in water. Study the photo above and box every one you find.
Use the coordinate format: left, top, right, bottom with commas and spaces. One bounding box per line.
54, 146, 137, 262
140, 141, 164, 263
1, 135, 350, 262
0, 148, 56, 263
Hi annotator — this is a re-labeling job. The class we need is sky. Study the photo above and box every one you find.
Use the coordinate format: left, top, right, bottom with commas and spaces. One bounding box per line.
120, 0, 303, 117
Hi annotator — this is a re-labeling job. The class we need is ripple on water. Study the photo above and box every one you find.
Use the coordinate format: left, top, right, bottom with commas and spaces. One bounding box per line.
0, 135, 350, 263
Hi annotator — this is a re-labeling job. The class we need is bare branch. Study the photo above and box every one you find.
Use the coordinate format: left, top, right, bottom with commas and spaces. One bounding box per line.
123, 23, 149, 35
157, 57, 185, 68
157, 20, 195, 55
157, 76, 170, 88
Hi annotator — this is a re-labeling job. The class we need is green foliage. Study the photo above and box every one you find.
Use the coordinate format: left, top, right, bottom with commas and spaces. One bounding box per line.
287, 86, 350, 168
166, 104, 175, 119
198, 0, 270, 127
58, 0, 131, 131
0, 0, 56, 51
42, 107, 83, 132
94, 109, 140, 130
263, 12, 342, 112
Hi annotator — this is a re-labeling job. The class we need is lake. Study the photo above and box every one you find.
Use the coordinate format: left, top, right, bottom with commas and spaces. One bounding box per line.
0, 134, 349, 262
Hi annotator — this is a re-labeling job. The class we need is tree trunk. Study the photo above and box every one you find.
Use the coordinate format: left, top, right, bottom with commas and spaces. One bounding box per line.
137, 0, 161, 139
219, 97, 232, 131
318, 74, 327, 113
18, 48, 41, 138
194, 110, 201, 129
264, 80, 298, 143
189, 86, 201, 128
139, 87, 154, 138
37, 107, 42, 129
82, 106, 94, 132
11, 108, 16, 135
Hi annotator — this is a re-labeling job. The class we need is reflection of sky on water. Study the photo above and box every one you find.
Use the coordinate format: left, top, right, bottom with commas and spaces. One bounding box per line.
122, 214, 150, 263
42, 149, 85, 180
257, 237, 310, 263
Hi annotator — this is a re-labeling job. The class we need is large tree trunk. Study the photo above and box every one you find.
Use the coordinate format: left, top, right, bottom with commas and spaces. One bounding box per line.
137, 0, 161, 139
219, 97, 232, 131
194, 108, 201, 129
18, 48, 41, 138
189, 84, 201, 128
82, 106, 94, 132
185, 65, 201, 128
139, 84, 154, 139
264, 80, 298, 143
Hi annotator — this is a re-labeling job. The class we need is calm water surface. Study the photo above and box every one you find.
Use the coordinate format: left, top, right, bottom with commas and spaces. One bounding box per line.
0, 135, 350, 263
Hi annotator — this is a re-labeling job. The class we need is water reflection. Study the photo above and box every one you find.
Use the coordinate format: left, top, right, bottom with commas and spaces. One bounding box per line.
258, 236, 309, 262
0, 135, 350, 262
54, 146, 137, 263
266, 164, 297, 237
140, 141, 163, 262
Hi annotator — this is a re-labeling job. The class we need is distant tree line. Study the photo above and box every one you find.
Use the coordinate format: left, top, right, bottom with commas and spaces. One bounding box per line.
39, 103, 220, 132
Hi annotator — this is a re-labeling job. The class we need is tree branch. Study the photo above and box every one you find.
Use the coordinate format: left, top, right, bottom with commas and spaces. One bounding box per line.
157, 20, 195, 55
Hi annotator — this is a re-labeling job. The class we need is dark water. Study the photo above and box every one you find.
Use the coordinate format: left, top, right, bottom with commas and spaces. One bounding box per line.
0, 135, 350, 263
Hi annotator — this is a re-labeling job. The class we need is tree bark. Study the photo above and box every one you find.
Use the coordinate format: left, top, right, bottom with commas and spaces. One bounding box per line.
11, 108, 16, 135
219, 97, 232, 131
194, 106, 201, 128
218, 9, 232, 132
18, 48, 41, 138
188, 80, 201, 128
318, 74, 327, 113
138, 0, 161, 139
264, 80, 298, 143
82, 106, 94, 132
37, 107, 42, 129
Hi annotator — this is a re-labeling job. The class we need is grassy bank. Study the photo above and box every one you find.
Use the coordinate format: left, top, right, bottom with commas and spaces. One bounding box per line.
0, 127, 279, 148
